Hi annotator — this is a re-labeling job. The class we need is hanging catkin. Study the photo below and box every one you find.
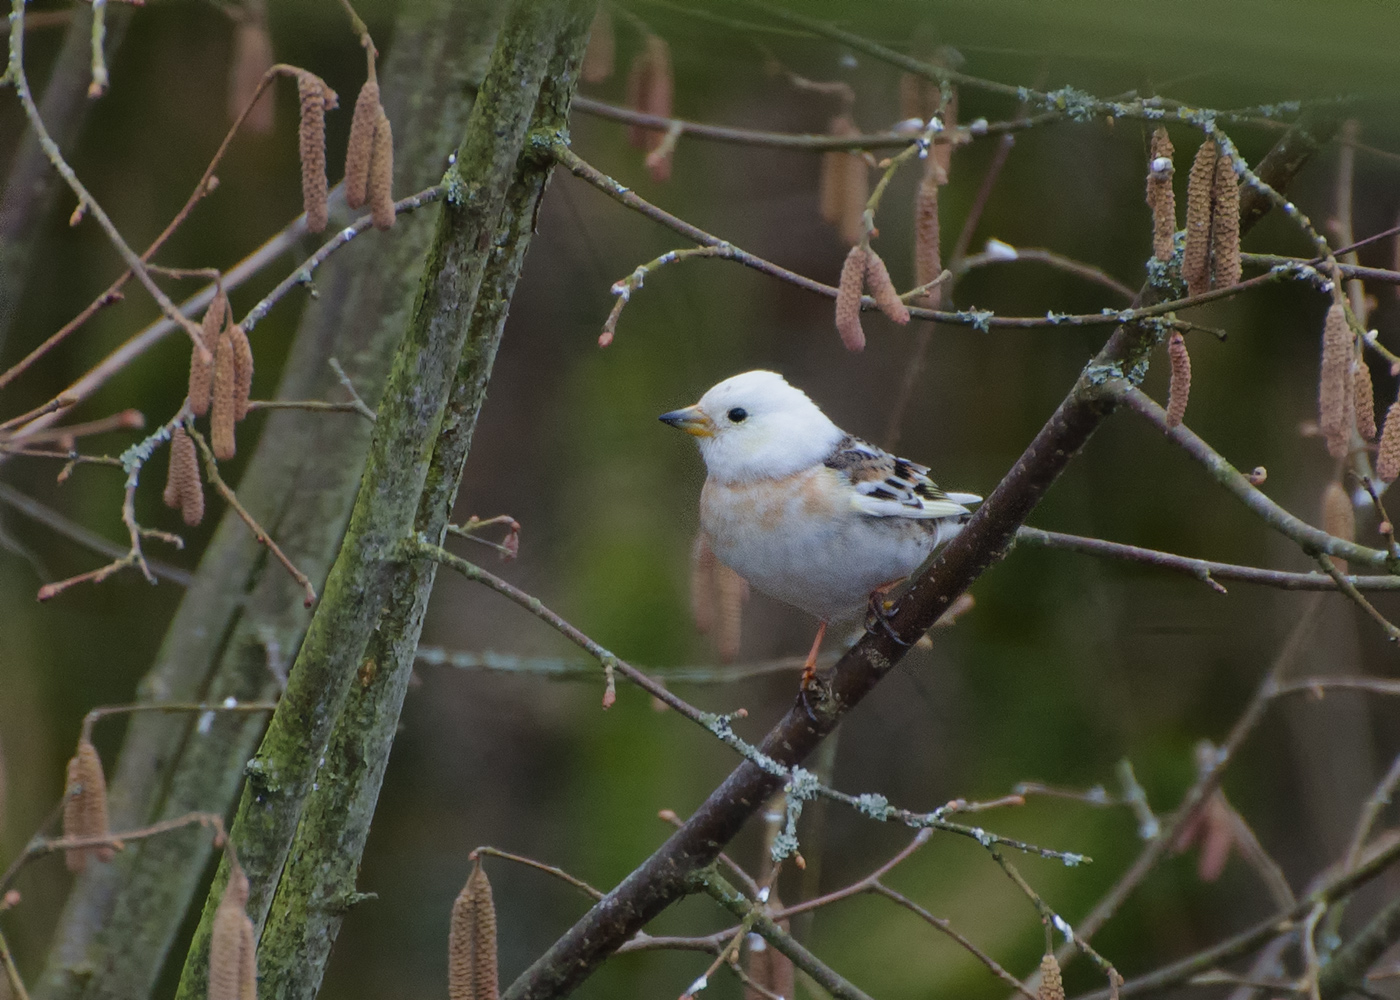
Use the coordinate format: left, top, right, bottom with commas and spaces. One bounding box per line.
714, 561, 746, 664
1210, 150, 1241, 288
163, 426, 204, 527
1165, 332, 1192, 427
1182, 138, 1218, 296
1038, 954, 1065, 1000
449, 859, 499, 1000
835, 245, 867, 351
1146, 127, 1176, 262
62, 738, 113, 872
1322, 481, 1355, 573
296, 72, 335, 233
344, 80, 381, 210
581, 5, 614, 83
1354, 354, 1377, 441
211, 328, 238, 461
189, 292, 226, 416
819, 114, 856, 226
209, 861, 257, 1000
368, 108, 396, 231
864, 250, 910, 324
228, 6, 274, 133
1376, 400, 1400, 483
913, 167, 942, 307
229, 324, 254, 421
625, 35, 672, 150
1318, 302, 1354, 458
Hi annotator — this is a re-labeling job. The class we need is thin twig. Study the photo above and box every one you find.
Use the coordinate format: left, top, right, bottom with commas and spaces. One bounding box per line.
472, 846, 604, 902
1315, 555, 1400, 642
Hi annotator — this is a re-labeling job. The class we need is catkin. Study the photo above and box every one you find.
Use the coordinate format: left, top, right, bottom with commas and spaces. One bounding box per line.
1376, 400, 1400, 483
1165, 332, 1192, 427
296, 72, 332, 233
1210, 150, 1241, 288
63, 738, 113, 873
1038, 954, 1065, 1000
189, 341, 214, 418
209, 862, 255, 1000
625, 35, 672, 151
1182, 139, 1217, 296
819, 115, 868, 246
1146, 127, 1176, 262
228, 9, 275, 133
164, 426, 205, 527
913, 169, 942, 307
690, 534, 716, 635
449, 859, 499, 1000
1322, 481, 1355, 573
343, 80, 381, 210
368, 108, 396, 231
835, 245, 867, 351
581, 5, 614, 83
714, 561, 746, 664
230, 324, 254, 421
1354, 354, 1377, 441
212, 328, 238, 461
865, 250, 910, 324
1319, 302, 1354, 459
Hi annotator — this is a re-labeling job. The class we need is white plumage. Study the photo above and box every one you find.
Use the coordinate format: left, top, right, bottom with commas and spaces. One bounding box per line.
661, 371, 980, 633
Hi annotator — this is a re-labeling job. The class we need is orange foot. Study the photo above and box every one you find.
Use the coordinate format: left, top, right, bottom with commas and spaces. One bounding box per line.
801, 620, 828, 686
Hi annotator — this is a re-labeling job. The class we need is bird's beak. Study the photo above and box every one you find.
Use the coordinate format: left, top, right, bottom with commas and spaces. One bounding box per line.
659, 405, 714, 438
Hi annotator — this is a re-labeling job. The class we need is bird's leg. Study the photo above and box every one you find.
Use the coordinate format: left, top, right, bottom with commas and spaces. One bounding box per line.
865, 579, 912, 647
801, 620, 828, 686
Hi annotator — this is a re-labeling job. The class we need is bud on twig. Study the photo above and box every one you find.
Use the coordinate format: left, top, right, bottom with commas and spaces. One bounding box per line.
835, 245, 867, 351
1146, 127, 1176, 262
865, 249, 910, 325
1319, 302, 1354, 459
1165, 332, 1191, 428
164, 426, 205, 527
62, 738, 113, 872
449, 858, 499, 1000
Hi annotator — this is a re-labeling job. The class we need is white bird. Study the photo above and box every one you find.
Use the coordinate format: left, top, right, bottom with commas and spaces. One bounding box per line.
660, 370, 980, 681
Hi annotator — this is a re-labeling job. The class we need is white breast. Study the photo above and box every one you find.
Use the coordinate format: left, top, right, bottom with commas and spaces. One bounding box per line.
699, 467, 960, 622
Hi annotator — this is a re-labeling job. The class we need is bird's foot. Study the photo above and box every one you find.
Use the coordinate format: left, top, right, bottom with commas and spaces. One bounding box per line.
800, 620, 828, 689
865, 581, 911, 647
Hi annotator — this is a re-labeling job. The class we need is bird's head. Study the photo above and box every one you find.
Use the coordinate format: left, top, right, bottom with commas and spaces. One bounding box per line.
659, 370, 844, 482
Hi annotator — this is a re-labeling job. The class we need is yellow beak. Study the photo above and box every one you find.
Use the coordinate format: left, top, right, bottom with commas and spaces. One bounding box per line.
658, 404, 714, 438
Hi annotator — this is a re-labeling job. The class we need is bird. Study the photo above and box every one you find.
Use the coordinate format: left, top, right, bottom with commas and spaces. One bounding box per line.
660, 370, 980, 682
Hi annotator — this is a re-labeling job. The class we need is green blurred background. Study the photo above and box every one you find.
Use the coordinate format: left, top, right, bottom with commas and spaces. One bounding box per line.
4, 1, 1400, 997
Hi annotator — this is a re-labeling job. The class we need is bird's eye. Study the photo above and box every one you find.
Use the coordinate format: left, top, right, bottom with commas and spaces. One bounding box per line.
727, 407, 748, 423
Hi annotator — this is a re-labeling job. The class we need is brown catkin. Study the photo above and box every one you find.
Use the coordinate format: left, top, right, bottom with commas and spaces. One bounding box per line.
1377, 400, 1400, 483
228, 6, 274, 133
209, 862, 253, 1000
229, 324, 254, 421
690, 534, 716, 635
238, 913, 257, 1000
1210, 150, 1241, 288
1038, 954, 1065, 1000
449, 859, 498, 1000
164, 426, 204, 527
1182, 138, 1218, 296
714, 561, 746, 664
212, 328, 238, 461
913, 169, 942, 307
1319, 302, 1354, 458
865, 250, 910, 324
581, 5, 614, 83
819, 114, 856, 226
1165, 332, 1192, 427
296, 71, 330, 233
343, 80, 381, 210
1146, 127, 1176, 262
835, 245, 867, 351
189, 341, 214, 418
368, 108, 396, 231
1322, 481, 1355, 573
62, 738, 112, 873
625, 35, 671, 151
1354, 355, 1377, 441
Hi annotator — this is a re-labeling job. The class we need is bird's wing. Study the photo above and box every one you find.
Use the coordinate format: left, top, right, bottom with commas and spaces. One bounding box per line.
823, 436, 982, 519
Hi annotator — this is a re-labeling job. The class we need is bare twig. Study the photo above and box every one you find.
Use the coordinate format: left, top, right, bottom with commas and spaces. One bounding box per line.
471, 846, 604, 901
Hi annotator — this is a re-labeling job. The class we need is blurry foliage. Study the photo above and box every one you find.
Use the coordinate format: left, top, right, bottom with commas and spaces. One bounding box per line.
2, 1, 1400, 998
